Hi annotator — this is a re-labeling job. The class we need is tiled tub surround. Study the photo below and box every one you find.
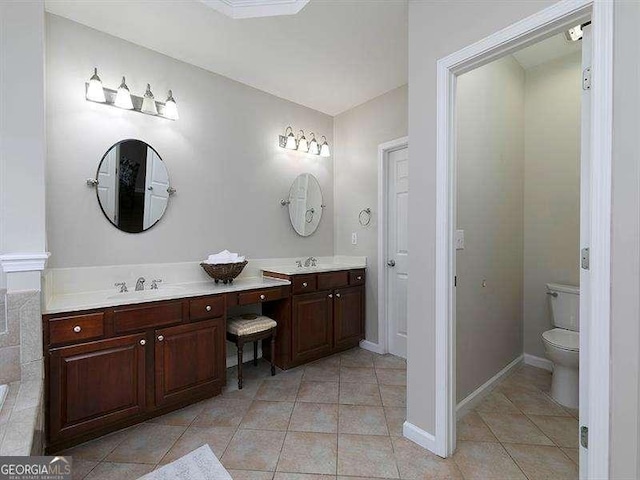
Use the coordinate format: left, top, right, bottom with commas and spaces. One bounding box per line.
56, 348, 577, 480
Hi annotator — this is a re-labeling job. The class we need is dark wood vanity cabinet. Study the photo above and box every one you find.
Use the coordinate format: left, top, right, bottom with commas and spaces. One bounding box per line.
333, 285, 365, 351
292, 292, 333, 364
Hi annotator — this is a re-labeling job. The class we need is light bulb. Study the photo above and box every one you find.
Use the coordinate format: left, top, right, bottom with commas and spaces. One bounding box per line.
141, 83, 158, 115
320, 136, 330, 157
115, 77, 133, 110
284, 126, 297, 149
163, 90, 179, 120
86, 67, 106, 103
308, 133, 319, 155
297, 130, 309, 153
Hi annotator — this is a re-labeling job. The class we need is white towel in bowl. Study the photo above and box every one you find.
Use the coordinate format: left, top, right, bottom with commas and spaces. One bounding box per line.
204, 250, 246, 264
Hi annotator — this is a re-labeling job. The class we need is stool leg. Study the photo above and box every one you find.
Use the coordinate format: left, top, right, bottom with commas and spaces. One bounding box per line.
253, 341, 258, 366
270, 333, 276, 376
237, 342, 244, 390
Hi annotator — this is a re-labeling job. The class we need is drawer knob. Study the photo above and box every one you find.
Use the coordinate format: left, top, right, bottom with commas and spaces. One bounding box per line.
328, 294, 333, 298
336, 293, 341, 298
260, 294, 266, 301
73, 325, 82, 333
357, 276, 362, 280
302, 282, 308, 288
205, 305, 212, 312
157, 335, 164, 342
139, 339, 146, 346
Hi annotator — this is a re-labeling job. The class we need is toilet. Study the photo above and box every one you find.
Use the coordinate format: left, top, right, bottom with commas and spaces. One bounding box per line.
542, 283, 579, 408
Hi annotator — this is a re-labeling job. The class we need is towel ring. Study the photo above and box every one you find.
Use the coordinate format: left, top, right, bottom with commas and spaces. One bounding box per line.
359, 208, 372, 227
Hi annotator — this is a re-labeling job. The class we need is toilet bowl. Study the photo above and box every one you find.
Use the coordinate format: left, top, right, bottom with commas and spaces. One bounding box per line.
542, 283, 579, 409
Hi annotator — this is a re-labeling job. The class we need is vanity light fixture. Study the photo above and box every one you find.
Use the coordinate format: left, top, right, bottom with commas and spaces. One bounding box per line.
279, 126, 330, 156
115, 77, 134, 110
141, 84, 158, 115
280, 126, 298, 150
308, 133, 319, 155
319, 135, 331, 157
86, 68, 106, 103
297, 130, 309, 153
164, 90, 179, 120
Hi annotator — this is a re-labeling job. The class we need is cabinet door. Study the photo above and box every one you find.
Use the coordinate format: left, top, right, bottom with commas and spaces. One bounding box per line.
292, 292, 333, 364
48, 334, 147, 442
333, 286, 365, 351
154, 318, 225, 407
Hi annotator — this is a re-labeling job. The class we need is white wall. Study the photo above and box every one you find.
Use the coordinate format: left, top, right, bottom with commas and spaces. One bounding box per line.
46, 14, 334, 269
333, 85, 408, 344
523, 52, 581, 359
455, 56, 525, 401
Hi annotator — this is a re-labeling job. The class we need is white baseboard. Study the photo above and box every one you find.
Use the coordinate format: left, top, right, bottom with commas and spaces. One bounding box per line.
524, 353, 554, 372
359, 340, 386, 355
403, 421, 437, 453
456, 354, 524, 419
226, 343, 263, 368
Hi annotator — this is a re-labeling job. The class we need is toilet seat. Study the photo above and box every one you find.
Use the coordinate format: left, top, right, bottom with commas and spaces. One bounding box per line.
542, 328, 579, 352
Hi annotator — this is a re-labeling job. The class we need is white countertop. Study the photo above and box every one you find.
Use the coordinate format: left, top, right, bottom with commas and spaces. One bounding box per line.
262, 262, 366, 276
43, 276, 290, 315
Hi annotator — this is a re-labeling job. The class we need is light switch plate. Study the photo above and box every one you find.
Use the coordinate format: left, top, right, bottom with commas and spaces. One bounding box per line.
455, 230, 465, 250
351, 233, 358, 245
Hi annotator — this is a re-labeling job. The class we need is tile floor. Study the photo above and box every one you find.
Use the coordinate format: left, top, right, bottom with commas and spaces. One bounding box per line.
58, 348, 578, 480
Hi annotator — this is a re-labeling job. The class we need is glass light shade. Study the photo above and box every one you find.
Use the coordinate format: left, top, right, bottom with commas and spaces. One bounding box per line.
86, 68, 106, 103
163, 90, 179, 120
285, 132, 297, 149
141, 83, 158, 115
320, 137, 331, 157
297, 131, 309, 153
308, 133, 319, 155
115, 77, 133, 110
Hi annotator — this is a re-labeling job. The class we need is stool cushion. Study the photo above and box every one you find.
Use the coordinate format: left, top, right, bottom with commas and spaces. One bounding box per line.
227, 314, 277, 336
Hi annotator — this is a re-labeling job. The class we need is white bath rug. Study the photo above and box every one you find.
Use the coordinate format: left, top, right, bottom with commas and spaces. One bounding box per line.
137, 445, 232, 480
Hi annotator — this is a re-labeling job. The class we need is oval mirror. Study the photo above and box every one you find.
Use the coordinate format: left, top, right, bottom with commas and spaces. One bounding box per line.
95, 139, 172, 233
288, 173, 323, 236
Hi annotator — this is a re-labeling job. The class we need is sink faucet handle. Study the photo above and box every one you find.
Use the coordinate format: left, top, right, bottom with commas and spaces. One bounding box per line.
150, 279, 163, 290
296, 260, 303, 268
311, 257, 317, 267
114, 282, 128, 293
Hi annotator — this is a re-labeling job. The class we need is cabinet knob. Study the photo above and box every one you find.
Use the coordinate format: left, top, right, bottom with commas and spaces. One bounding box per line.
139, 339, 146, 346
157, 335, 164, 342
336, 293, 341, 298
328, 294, 333, 298
73, 325, 82, 333
260, 294, 266, 301
357, 276, 362, 280
302, 282, 308, 288
205, 305, 212, 312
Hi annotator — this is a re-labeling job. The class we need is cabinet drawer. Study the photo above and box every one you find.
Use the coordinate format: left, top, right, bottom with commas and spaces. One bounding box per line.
238, 287, 287, 305
349, 270, 366, 286
49, 313, 105, 346
293, 275, 317, 295
189, 296, 225, 321
317, 271, 349, 291
113, 301, 184, 334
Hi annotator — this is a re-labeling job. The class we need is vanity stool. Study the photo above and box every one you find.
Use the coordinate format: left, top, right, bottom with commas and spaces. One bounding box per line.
227, 314, 277, 389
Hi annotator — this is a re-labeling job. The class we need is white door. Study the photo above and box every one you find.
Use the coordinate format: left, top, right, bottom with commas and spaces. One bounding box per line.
386, 146, 409, 358
97, 146, 118, 223
578, 23, 591, 479
143, 148, 170, 230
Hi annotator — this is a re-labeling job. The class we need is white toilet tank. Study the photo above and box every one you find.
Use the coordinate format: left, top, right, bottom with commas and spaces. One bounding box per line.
547, 283, 580, 332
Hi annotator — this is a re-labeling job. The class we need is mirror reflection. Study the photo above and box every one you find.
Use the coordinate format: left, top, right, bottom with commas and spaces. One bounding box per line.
288, 173, 323, 237
96, 139, 171, 233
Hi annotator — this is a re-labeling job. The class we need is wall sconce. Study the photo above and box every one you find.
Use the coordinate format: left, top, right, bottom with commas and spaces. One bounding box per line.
279, 126, 330, 157
85, 68, 179, 121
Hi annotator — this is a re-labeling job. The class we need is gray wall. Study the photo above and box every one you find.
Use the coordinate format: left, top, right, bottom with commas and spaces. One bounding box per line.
333, 85, 408, 344
455, 56, 525, 401
523, 52, 581, 358
46, 14, 334, 269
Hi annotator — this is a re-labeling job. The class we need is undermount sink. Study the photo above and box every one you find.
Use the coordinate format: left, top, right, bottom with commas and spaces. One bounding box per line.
107, 285, 185, 300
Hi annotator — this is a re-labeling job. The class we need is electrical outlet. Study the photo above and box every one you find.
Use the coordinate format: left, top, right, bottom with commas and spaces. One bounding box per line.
455, 229, 465, 250
351, 233, 358, 245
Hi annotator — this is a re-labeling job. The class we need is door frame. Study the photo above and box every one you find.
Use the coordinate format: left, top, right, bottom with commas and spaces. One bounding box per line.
377, 136, 409, 355
434, 1, 612, 478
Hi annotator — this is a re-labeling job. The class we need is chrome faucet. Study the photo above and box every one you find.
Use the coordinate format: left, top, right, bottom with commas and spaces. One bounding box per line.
303, 257, 317, 268
135, 277, 146, 291
114, 282, 128, 293
296, 260, 303, 268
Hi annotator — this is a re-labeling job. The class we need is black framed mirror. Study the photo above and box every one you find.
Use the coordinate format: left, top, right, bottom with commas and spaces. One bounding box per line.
95, 139, 172, 233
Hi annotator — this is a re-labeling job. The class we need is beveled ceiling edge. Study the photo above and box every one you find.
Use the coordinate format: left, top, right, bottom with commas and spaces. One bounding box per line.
198, 0, 310, 19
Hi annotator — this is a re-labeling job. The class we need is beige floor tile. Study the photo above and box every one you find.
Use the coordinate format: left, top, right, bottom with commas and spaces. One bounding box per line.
106, 423, 186, 464
379, 385, 406, 408
562, 447, 579, 464
227, 470, 275, 480
503, 443, 578, 480
337, 434, 398, 478
340, 349, 374, 368
277, 432, 337, 474
340, 367, 377, 384
193, 398, 253, 428
478, 412, 553, 445
474, 391, 520, 414
503, 390, 570, 417
452, 441, 526, 480
240, 401, 295, 431
221, 429, 286, 471
256, 379, 301, 402
456, 411, 498, 442
375, 369, 406, 386
223, 380, 263, 400
83, 462, 154, 480
338, 405, 388, 436
159, 426, 236, 464
373, 355, 406, 370
308, 355, 341, 368
304, 364, 340, 383
339, 382, 382, 406
384, 407, 405, 437
275, 474, 335, 480
528, 415, 579, 448
298, 382, 340, 404
146, 401, 206, 426
392, 436, 463, 480
59, 428, 131, 461
289, 403, 338, 433
71, 458, 98, 480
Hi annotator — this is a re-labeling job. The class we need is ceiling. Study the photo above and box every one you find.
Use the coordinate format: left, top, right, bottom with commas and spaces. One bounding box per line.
45, 0, 408, 116
198, 0, 310, 19
512, 32, 582, 70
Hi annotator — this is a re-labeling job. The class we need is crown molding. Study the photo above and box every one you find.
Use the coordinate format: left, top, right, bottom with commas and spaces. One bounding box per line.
199, 0, 309, 19
0, 253, 50, 273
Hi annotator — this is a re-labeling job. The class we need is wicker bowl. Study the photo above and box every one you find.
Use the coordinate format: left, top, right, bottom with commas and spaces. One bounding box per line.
200, 261, 248, 284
